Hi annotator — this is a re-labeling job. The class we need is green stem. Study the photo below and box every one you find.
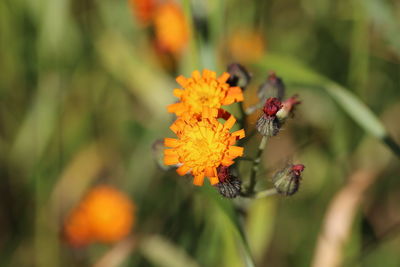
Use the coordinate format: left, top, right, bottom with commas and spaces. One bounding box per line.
238, 157, 255, 162
254, 188, 278, 198
242, 136, 268, 196
238, 102, 247, 129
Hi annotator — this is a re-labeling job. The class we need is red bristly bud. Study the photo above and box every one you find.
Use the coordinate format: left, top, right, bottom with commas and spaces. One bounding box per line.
263, 97, 282, 117
291, 164, 305, 177
217, 165, 230, 183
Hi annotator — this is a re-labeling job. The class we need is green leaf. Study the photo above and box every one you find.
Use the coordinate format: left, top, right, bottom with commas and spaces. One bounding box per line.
200, 186, 255, 267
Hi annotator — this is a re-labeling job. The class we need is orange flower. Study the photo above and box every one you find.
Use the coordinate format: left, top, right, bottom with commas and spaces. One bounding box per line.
153, 2, 189, 54
228, 30, 266, 63
164, 108, 245, 186
168, 69, 244, 116
129, 0, 156, 26
64, 185, 135, 246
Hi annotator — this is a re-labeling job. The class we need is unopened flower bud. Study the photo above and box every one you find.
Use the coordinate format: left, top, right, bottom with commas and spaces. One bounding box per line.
256, 97, 282, 137
257, 71, 285, 101
215, 166, 241, 198
272, 164, 305, 196
227, 63, 252, 89
276, 95, 301, 123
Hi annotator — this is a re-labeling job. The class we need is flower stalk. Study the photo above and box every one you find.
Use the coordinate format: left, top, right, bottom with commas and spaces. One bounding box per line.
242, 135, 269, 197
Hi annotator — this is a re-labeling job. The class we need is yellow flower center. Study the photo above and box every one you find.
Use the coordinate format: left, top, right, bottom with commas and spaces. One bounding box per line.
164, 110, 245, 186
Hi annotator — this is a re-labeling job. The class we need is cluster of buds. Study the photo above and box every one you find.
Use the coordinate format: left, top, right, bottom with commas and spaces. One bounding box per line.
256, 72, 301, 137
254, 72, 305, 196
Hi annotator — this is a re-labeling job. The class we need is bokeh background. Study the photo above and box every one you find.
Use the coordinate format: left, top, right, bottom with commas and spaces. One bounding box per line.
1, 0, 400, 266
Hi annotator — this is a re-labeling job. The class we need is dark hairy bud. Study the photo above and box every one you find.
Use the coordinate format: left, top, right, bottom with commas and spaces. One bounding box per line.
227, 63, 252, 89
256, 97, 282, 137
257, 71, 285, 101
215, 166, 242, 198
272, 164, 305, 196
256, 115, 280, 137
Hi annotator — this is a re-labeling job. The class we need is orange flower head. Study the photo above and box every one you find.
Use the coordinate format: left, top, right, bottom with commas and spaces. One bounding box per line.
164, 108, 245, 186
168, 70, 244, 117
228, 30, 266, 63
154, 2, 189, 54
129, 0, 157, 25
64, 185, 135, 246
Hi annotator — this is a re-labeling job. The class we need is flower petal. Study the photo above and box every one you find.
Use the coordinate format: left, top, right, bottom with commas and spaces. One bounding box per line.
209, 176, 219, 185
164, 155, 180, 165
176, 164, 191, 176
164, 138, 179, 148
217, 72, 230, 83
224, 115, 236, 130
227, 146, 244, 157
193, 173, 205, 186
176, 75, 188, 87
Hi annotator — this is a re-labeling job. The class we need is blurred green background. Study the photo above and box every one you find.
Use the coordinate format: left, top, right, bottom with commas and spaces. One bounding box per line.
1, 0, 400, 266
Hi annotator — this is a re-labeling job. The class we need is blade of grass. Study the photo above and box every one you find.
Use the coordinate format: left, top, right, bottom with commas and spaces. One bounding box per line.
140, 235, 200, 267
200, 186, 255, 267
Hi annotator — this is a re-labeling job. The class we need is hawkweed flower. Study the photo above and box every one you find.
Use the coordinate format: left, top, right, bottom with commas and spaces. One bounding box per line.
154, 2, 189, 55
215, 166, 242, 198
164, 108, 245, 186
168, 69, 243, 117
272, 164, 305, 196
64, 185, 135, 246
228, 29, 266, 63
167, 69, 244, 117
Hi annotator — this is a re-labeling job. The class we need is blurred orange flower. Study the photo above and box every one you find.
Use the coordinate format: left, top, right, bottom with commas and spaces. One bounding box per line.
167, 69, 244, 117
129, 0, 157, 25
164, 108, 245, 186
64, 185, 135, 246
228, 30, 266, 63
153, 2, 189, 54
